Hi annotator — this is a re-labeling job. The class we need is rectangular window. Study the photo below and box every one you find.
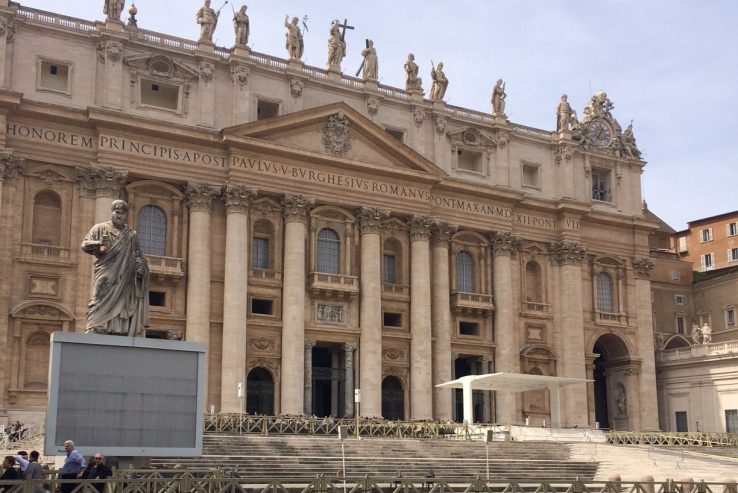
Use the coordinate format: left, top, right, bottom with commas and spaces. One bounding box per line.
675, 411, 688, 432
252, 237, 269, 269
674, 294, 685, 305
457, 149, 484, 173
671, 271, 681, 281
677, 237, 687, 253
591, 169, 610, 202
250, 298, 274, 315
149, 291, 166, 307
729, 248, 738, 262
459, 321, 480, 336
385, 128, 405, 142
701, 253, 715, 271
257, 99, 280, 120
522, 163, 540, 188
726, 309, 736, 326
728, 223, 738, 237
383, 312, 402, 328
726, 409, 738, 433
140, 79, 180, 111
700, 228, 713, 242
676, 316, 686, 334
383, 254, 397, 284
38, 60, 71, 94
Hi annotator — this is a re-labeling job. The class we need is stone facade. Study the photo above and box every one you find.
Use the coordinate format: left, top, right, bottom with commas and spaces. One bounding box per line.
0, 2, 659, 430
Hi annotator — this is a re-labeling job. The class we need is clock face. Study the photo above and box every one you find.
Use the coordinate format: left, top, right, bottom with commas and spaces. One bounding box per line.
588, 119, 613, 146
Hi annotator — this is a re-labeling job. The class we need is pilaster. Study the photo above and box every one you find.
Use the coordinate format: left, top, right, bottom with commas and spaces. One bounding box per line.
230, 63, 251, 125
431, 221, 455, 421
343, 343, 356, 417
303, 340, 316, 414
632, 257, 659, 430
198, 60, 216, 127
98, 38, 124, 109
0, 14, 15, 89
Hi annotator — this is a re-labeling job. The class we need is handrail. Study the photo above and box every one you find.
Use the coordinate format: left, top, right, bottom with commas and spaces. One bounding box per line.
607, 431, 738, 447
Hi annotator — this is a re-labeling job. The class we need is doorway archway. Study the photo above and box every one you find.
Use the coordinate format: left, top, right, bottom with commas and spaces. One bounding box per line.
246, 367, 274, 415
592, 334, 631, 430
381, 376, 405, 420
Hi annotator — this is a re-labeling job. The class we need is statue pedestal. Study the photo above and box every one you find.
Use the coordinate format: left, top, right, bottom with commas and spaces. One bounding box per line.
197, 41, 214, 55
432, 100, 446, 110
287, 59, 304, 74
557, 130, 572, 141
104, 20, 125, 32
363, 79, 378, 92
409, 90, 424, 102
492, 114, 508, 124
327, 68, 342, 83
231, 46, 251, 59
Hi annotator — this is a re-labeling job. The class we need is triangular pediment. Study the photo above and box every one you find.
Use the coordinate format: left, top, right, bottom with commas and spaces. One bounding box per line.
222, 102, 444, 177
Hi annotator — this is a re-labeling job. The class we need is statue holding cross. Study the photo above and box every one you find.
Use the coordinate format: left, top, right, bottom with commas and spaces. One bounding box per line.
327, 18, 353, 71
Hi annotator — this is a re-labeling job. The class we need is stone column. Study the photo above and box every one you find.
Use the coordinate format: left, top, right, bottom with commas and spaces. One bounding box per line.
409, 215, 433, 419
86, 167, 127, 223
220, 183, 257, 413
431, 222, 455, 421
280, 194, 314, 415
343, 343, 356, 417
0, 151, 23, 237
633, 257, 659, 430
185, 182, 221, 405
303, 340, 315, 415
357, 207, 387, 417
549, 240, 588, 426
481, 356, 492, 423
492, 232, 520, 424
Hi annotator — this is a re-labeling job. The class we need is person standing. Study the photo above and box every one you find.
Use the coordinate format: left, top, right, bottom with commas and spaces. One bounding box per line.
0, 456, 20, 493
13, 451, 28, 477
26, 451, 44, 493
81, 453, 111, 493
59, 441, 85, 493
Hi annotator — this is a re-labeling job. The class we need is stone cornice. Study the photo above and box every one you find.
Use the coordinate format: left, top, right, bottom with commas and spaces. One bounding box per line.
282, 194, 314, 224
222, 182, 258, 214
357, 206, 389, 235
185, 182, 221, 213
491, 232, 521, 257
407, 214, 433, 241
549, 240, 587, 265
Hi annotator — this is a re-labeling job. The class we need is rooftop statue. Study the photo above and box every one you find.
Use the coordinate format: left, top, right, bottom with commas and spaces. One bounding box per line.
196, 0, 220, 43
556, 94, 576, 132
327, 20, 346, 69
103, 0, 124, 22
491, 79, 506, 117
430, 62, 448, 102
404, 53, 423, 93
583, 91, 614, 122
360, 39, 378, 81
81, 200, 150, 337
619, 121, 642, 159
284, 15, 304, 60
233, 5, 250, 47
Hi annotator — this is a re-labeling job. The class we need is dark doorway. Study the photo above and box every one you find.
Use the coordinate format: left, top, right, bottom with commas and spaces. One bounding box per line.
246, 367, 274, 415
382, 376, 405, 420
453, 356, 484, 422
312, 346, 346, 417
592, 334, 630, 430
592, 343, 609, 429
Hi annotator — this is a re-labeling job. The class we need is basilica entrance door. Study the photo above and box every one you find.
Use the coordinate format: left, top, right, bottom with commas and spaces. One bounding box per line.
246, 367, 274, 415
381, 376, 404, 420
312, 346, 346, 417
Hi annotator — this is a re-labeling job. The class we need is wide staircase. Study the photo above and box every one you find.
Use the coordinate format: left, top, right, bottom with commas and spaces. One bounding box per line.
151, 434, 598, 482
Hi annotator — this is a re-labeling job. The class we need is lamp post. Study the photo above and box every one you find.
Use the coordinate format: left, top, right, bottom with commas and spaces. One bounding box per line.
354, 389, 361, 438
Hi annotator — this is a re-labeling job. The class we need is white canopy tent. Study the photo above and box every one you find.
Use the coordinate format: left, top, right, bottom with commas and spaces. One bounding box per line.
436, 372, 591, 427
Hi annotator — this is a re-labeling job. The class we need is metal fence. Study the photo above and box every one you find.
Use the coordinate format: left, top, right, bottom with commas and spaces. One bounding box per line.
607, 432, 738, 448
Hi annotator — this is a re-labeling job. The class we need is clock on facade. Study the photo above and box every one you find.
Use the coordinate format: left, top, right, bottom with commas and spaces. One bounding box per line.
587, 118, 613, 146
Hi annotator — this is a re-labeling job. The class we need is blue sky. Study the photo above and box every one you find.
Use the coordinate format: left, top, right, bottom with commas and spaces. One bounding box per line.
23, 1, 738, 230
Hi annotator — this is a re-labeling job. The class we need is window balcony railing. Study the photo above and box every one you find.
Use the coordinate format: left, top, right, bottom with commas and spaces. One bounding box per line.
308, 272, 359, 300
249, 268, 283, 283
522, 301, 549, 314
145, 254, 184, 279
451, 291, 494, 317
383, 283, 410, 298
21, 243, 70, 260
595, 310, 627, 325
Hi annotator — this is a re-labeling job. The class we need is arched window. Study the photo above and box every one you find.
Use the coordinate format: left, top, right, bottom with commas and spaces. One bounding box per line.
596, 272, 614, 312
525, 261, 543, 302
252, 220, 274, 269
383, 238, 402, 284
456, 251, 475, 292
137, 205, 167, 256
32, 191, 62, 246
317, 228, 340, 273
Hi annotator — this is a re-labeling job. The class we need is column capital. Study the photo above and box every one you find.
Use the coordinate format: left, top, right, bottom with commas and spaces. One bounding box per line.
357, 206, 389, 235
305, 340, 316, 350
223, 182, 258, 214
343, 342, 357, 352
186, 182, 221, 213
451, 353, 460, 361
632, 257, 655, 279
75, 165, 127, 198
549, 240, 587, 265
480, 355, 493, 365
0, 149, 25, 183
491, 231, 521, 257
282, 194, 315, 224
408, 214, 433, 241
431, 221, 457, 247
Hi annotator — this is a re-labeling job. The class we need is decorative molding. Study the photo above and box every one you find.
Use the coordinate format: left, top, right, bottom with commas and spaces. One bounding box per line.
434, 116, 447, 134
199, 62, 214, 83
553, 144, 573, 165
549, 240, 587, 265
185, 182, 221, 213
231, 65, 249, 87
0, 149, 25, 183
290, 78, 304, 97
366, 96, 379, 116
222, 182, 258, 214
383, 347, 405, 361
407, 214, 432, 241
316, 304, 344, 324
632, 257, 655, 278
282, 194, 314, 223
413, 108, 425, 127
0, 17, 16, 41
431, 221, 457, 247
75, 166, 127, 198
249, 336, 275, 352
321, 112, 351, 156
491, 232, 521, 257
357, 207, 389, 235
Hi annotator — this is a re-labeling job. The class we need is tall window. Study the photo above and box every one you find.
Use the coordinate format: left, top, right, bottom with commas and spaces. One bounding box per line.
317, 228, 340, 273
525, 261, 543, 302
728, 223, 738, 237
455, 251, 475, 292
700, 228, 713, 242
137, 205, 167, 256
592, 170, 610, 201
701, 253, 715, 271
252, 237, 269, 269
32, 191, 62, 245
676, 316, 686, 334
383, 238, 402, 284
729, 248, 738, 262
596, 272, 614, 313
383, 254, 397, 284
726, 308, 736, 327
726, 409, 738, 433
675, 411, 688, 432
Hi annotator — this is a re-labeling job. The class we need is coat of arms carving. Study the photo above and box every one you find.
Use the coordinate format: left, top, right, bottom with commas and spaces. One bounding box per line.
321, 112, 351, 156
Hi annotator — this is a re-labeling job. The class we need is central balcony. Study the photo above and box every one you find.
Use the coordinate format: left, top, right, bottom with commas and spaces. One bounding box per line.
451, 291, 495, 317
308, 272, 359, 300
145, 254, 184, 280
